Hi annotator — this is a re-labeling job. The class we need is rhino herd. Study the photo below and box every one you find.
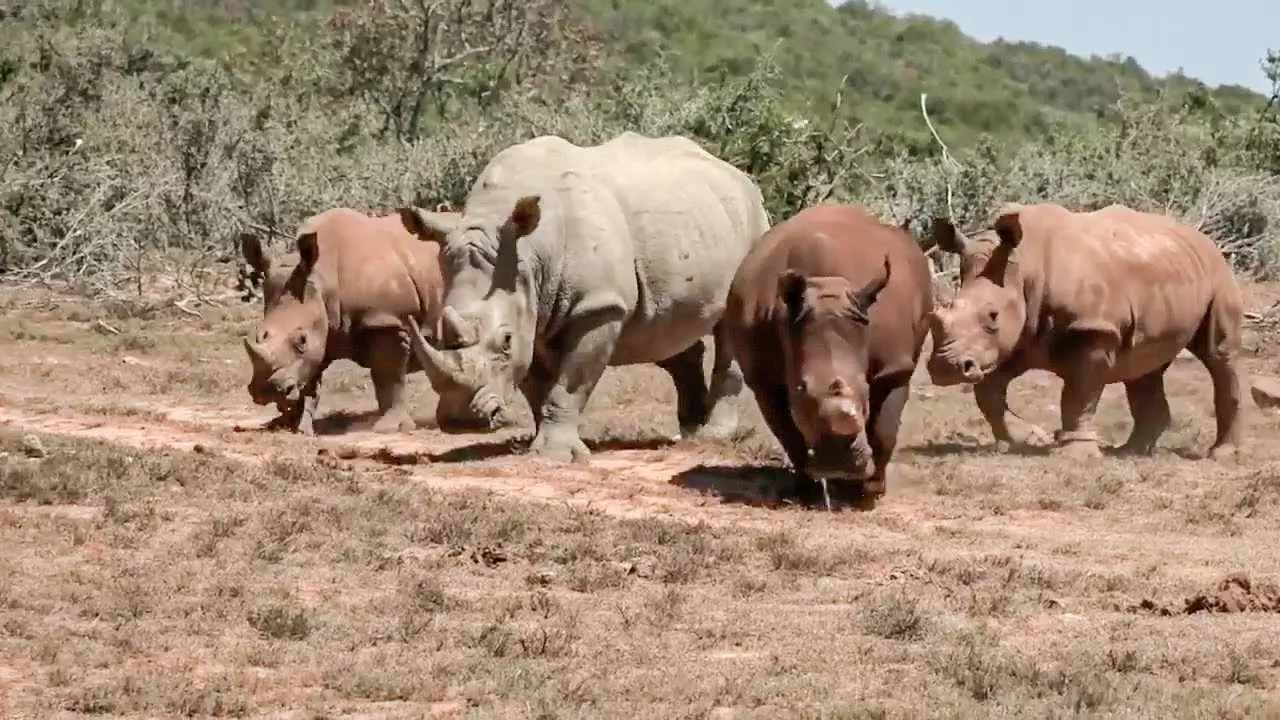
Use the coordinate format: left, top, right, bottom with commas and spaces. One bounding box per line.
238, 131, 1248, 510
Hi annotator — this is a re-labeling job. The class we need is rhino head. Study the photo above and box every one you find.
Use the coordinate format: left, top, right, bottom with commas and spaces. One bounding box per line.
396, 195, 543, 433
925, 211, 1029, 386
239, 231, 330, 409
778, 258, 890, 483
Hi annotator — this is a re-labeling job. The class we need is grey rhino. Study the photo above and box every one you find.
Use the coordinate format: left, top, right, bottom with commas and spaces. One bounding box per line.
396, 132, 772, 462
926, 201, 1247, 459
240, 205, 478, 435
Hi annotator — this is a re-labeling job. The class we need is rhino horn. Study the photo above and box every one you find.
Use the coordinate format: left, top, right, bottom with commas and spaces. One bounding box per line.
243, 336, 268, 363
406, 316, 465, 388
441, 306, 478, 347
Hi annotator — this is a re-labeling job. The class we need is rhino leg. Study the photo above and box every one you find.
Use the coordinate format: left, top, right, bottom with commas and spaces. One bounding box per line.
973, 372, 1052, 451
263, 377, 322, 437
1189, 295, 1246, 459
527, 310, 625, 463
744, 375, 814, 500
699, 321, 746, 441
369, 329, 416, 434
1117, 362, 1172, 455
1055, 376, 1104, 460
859, 374, 913, 508
519, 356, 557, 429
657, 339, 710, 440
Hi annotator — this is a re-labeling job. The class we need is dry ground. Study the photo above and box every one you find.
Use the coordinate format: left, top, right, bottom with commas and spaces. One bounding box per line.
3, 281, 1280, 719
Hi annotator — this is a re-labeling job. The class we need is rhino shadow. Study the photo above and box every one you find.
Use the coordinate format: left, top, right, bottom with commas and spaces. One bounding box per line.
427, 434, 679, 464
670, 464, 879, 512
902, 441, 1051, 458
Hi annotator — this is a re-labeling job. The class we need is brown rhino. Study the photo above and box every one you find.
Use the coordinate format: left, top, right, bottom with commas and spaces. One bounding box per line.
724, 203, 934, 509
926, 202, 1247, 459
239, 206, 481, 435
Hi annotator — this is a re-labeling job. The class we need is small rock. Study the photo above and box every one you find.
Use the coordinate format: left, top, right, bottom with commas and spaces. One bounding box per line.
1251, 376, 1280, 411
122, 356, 141, 365
526, 570, 556, 586
20, 434, 46, 459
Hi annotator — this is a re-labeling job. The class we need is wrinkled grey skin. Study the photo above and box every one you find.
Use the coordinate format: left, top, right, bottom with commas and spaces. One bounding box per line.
397, 132, 772, 463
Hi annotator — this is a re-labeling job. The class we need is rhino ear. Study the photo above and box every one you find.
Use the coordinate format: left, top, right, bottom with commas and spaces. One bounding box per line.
993, 210, 1023, 248
296, 231, 319, 271
778, 269, 809, 323
240, 232, 270, 276
930, 217, 968, 254
397, 206, 455, 245
503, 195, 541, 240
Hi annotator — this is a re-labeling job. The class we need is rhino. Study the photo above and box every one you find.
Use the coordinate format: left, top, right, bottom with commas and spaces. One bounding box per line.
396, 132, 772, 462
926, 202, 1247, 459
724, 203, 933, 509
239, 205, 478, 436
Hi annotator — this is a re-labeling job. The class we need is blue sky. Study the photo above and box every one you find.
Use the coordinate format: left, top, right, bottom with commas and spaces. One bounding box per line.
855, 0, 1276, 95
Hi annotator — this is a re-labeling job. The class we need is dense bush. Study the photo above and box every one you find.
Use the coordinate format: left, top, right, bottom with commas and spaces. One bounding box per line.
1, 0, 1279, 301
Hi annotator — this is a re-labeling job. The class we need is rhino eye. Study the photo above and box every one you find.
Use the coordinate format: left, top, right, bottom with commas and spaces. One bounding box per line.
292, 332, 307, 351
498, 330, 512, 355
983, 309, 999, 332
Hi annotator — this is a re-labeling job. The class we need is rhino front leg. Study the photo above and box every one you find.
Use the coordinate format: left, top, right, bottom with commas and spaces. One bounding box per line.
745, 374, 814, 502
859, 374, 913, 508
698, 321, 746, 442
1055, 377, 1105, 460
657, 339, 710, 440
973, 371, 1051, 451
369, 329, 416, 434
528, 306, 626, 463
1117, 362, 1172, 455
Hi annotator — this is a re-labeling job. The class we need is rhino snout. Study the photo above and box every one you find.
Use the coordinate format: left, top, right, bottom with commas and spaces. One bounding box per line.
807, 432, 874, 481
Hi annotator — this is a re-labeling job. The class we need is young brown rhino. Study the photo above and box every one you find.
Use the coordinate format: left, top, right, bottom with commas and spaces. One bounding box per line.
724, 203, 933, 509
240, 206, 482, 435
926, 202, 1247, 459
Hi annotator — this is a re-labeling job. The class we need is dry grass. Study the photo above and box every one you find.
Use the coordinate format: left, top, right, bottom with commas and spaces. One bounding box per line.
2, 282, 1280, 718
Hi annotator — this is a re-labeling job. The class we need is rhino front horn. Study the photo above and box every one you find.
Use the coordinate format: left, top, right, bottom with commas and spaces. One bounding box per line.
405, 316, 464, 388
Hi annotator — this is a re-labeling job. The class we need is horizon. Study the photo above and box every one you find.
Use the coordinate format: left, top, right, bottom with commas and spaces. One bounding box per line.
851, 0, 1276, 96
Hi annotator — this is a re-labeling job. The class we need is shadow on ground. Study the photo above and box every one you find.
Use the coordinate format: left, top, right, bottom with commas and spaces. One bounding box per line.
670, 464, 880, 512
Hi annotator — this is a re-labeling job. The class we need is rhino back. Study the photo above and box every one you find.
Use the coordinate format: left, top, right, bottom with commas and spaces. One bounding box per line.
311, 210, 442, 330
730, 204, 931, 379
461, 133, 769, 363
1019, 203, 1235, 365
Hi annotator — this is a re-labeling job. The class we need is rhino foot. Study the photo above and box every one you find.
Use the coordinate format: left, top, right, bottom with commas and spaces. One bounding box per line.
372, 411, 416, 434
689, 409, 742, 443
527, 425, 591, 464
1207, 443, 1239, 461
1052, 435, 1102, 460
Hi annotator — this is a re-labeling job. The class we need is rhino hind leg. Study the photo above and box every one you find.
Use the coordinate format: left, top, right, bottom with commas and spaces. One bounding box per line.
1117, 362, 1172, 456
656, 339, 711, 440
369, 330, 416, 434
1188, 297, 1246, 458
699, 321, 747, 442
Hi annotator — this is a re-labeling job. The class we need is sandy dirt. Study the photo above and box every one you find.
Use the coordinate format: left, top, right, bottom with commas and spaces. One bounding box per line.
3, 282, 1280, 717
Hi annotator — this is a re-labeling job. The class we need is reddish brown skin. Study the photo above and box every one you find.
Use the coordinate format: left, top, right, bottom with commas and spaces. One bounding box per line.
724, 203, 933, 509
926, 202, 1247, 460
240, 208, 466, 436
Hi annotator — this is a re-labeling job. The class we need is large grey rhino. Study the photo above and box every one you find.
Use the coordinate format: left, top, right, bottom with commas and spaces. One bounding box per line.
396, 132, 772, 462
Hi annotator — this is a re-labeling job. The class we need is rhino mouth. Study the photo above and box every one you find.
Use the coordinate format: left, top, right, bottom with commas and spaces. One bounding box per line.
807, 434, 875, 481
926, 353, 992, 386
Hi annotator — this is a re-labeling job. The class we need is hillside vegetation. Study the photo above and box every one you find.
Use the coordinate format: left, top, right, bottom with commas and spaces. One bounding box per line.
2, 0, 1280, 300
